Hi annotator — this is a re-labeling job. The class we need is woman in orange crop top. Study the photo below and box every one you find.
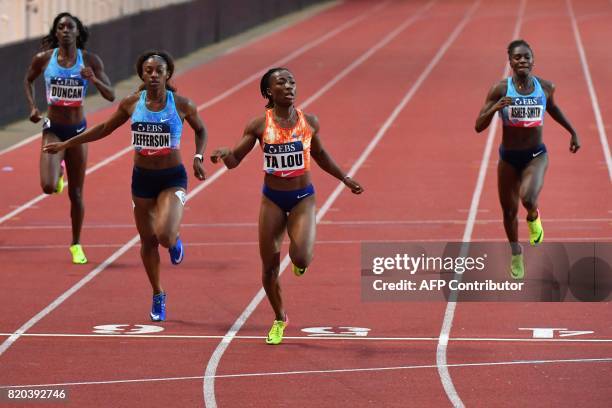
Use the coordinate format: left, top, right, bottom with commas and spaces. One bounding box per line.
211, 67, 363, 345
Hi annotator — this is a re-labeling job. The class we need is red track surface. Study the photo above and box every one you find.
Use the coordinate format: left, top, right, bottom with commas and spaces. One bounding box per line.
1, 0, 610, 406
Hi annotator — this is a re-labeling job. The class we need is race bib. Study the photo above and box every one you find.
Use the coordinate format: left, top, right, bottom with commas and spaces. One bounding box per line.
263, 141, 305, 178
132, 122, 171, 155
507, 96, 544, 127
48, 77, 85, 106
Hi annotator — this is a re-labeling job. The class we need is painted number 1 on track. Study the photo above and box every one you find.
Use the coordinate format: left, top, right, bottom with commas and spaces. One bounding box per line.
301, 327, 371, 337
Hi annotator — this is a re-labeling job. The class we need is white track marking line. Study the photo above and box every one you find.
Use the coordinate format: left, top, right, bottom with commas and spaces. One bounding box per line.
0, 1, 385, 226
3, 235, 612, 250
436, 2, 526, 407
3, 357, 610, 389
566, 0, 612, 182
2, 217, 610, 230
1, 332, 610, 342
203, 2, 480, 406
0, 0, 410, 360
0, 1, 353, 158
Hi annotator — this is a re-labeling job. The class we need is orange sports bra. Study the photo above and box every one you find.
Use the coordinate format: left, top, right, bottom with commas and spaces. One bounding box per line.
260, 108, 313, 178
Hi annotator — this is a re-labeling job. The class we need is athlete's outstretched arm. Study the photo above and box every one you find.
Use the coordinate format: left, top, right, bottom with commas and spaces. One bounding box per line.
544, 83, 580, 153
210, 117, 261, 169
308, 114, 363, 194
43, 95, 134, 153
475, 82, 511, 133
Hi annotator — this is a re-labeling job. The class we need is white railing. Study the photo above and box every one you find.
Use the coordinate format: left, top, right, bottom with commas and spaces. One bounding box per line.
0, 0, 192, 46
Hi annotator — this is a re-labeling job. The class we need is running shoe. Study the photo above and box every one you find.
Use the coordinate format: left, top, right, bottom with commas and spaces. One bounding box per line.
169, 237, 184, 265
150, 292, 166, 321
69, 244, 88, 264
510, 253, 525, 280
266, 315, 288, 345
55, 161, 65, 194
292, 263, 307, 277
527, 210, 543, 246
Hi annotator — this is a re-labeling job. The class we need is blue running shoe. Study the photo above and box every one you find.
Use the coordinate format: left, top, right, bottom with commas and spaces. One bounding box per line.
150, 292, 166, 321
169, 237, 184, 265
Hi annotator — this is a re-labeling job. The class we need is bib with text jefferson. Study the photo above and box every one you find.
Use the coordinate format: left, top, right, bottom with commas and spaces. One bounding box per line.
261, 108, 313, 178
130, 91, 183, 156
500, 76, 547, 128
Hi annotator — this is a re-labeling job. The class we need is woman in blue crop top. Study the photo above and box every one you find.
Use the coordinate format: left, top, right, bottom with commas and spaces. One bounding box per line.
43, 51, 207, 322
475, 39, 580, 279
24, 12, 115, 264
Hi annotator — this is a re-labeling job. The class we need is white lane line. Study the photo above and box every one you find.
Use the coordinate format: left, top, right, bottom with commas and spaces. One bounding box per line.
2, 217, 610, 230
0, 1, 385, 225
3, 235, 612, 250
1, 332, 610, 342
203, 1, 480, 406
0, 0, 404, 360
436, 1, 526, 407
566, 0, 612, 183
3, 357, 610, 389
0, 1, 353, 158
0, 165, 227, 358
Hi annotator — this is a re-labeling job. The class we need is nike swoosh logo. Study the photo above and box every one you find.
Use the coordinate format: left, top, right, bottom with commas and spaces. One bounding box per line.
70, 74, 80, 78
297, 193, 309, 199
145, 150, 161, 156
150, 313, 160, 320
280, 171, 295, 177
532, 151, 543, 157
160, 118, 170, 122
76, 127, 85, 133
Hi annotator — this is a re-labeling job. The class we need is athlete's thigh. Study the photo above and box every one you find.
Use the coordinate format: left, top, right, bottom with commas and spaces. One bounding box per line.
286, 195, 316, 251
155, 187, 186, 235
64, 143, 88, 190
520, 155, 548, 198
497, 159, 521, 212
259, 195, 287, 264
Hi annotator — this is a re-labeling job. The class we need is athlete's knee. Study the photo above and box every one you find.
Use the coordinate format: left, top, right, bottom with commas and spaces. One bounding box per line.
262, 264, 280, 281
156, 231, 177, 249
140, 234, 159, 250
520, 194, 538, 211
290, 252, 312, 269
501, 207, 518, 221
68, 186, 84, 203
41, 182, 55, 195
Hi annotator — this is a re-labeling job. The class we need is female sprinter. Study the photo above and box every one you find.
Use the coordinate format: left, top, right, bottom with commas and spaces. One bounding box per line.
475, 40, 580, 279
24, 12, 115, 264
210, 67, 363, 344
44, 51, 207, 322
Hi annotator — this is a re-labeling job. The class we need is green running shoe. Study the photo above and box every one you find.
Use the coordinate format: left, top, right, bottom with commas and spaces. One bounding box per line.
70, 244, 88, 264
292, 264, 306, 277
527, 211, 543, 246
510, 253, 525, 279
55, 161, 65, 194
265, 316, 288, 345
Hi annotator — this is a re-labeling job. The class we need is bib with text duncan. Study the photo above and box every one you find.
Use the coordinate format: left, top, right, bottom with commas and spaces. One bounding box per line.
132, 122, 172, 156
48, 77, 85, 107
506, 96, 545, 127
263, 141, 305, 178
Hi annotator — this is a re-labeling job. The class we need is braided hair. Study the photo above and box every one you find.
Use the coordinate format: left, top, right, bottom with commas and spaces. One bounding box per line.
260, 67, 290, 108
41, 13, 88, 50
136, 50, 177, 92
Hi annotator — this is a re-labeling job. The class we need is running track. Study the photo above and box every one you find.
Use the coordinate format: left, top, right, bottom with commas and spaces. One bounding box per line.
0, 0, 610, 406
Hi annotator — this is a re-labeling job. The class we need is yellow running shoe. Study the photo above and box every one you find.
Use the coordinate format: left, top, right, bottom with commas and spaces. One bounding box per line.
265, 317, 288, 345
69, 244, 88, 264
510, 253, 525, 279
527, 211, 543, 246
55, 161, 65, 194
292, 263, 307, 277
